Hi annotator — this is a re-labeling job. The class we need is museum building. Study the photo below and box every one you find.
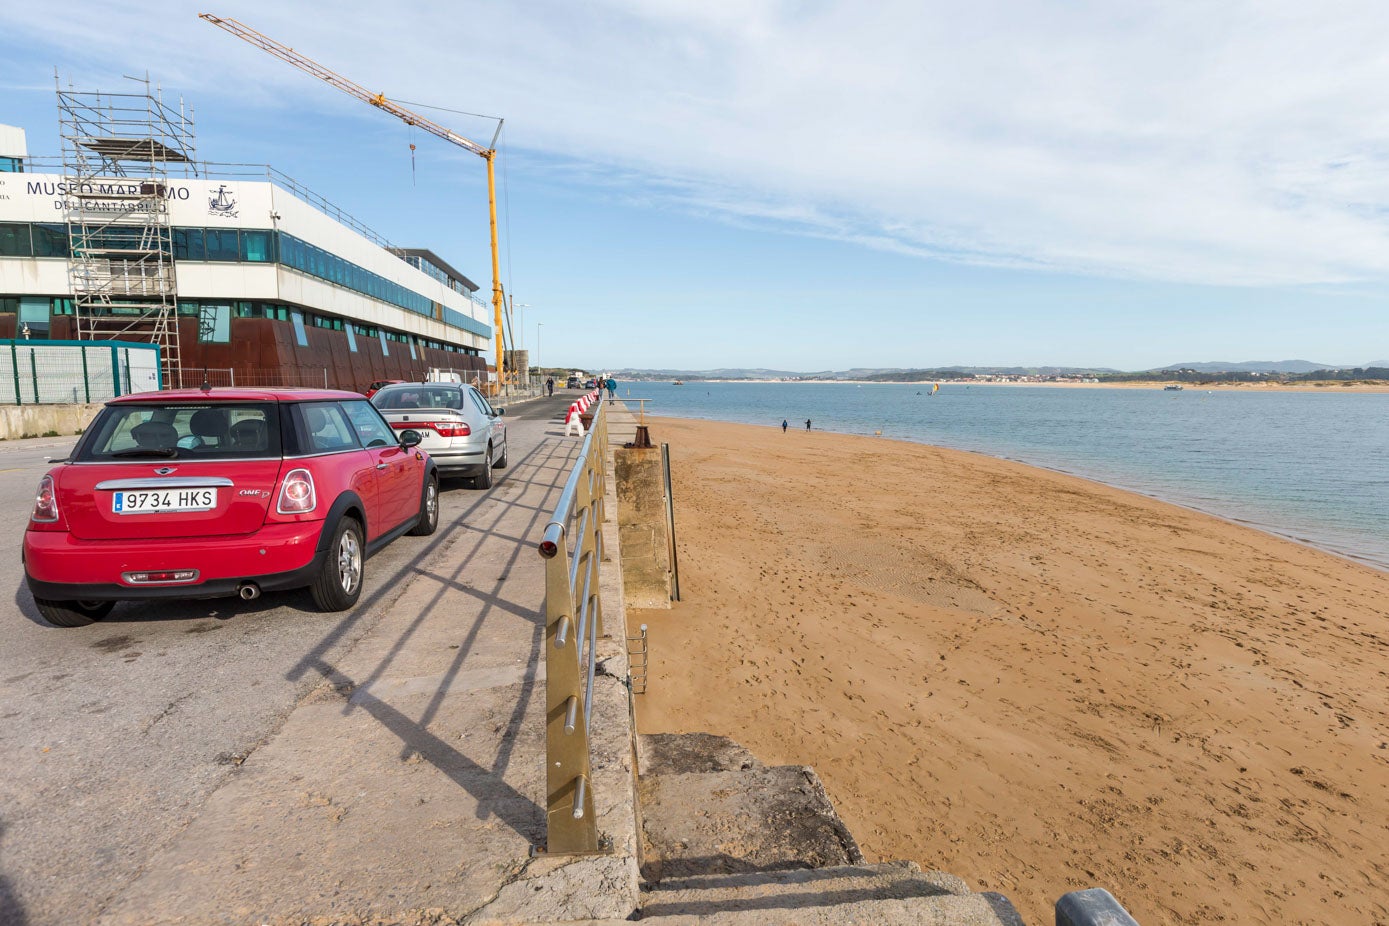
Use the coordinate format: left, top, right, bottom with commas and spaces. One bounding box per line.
0, 89, 492, 393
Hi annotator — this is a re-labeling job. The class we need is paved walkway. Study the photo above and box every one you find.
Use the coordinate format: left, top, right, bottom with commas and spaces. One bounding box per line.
95, 395, 641, 925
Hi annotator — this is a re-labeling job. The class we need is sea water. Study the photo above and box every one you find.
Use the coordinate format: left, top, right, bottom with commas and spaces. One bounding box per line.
621, 381, 1389, 571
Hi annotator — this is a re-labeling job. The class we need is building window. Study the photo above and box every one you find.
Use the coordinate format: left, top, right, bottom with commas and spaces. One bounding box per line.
0, 156, 23, 173
198, 304, 232, 343
240, 230, 273, 262
19, 297, 50, 339
0, 223, 32, 257
345, 324, 358, 353
378, 330, 389, 356
291, 310, 309, 347
205, 229, 239, 261
32, 225, 69, 258
174, 228, 205, 260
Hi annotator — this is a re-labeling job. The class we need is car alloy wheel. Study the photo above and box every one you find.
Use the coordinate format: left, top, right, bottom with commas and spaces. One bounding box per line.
409, 476, 439, 536
311, 517, 365, 611
473, 446, 494, 490
337, 528, 361, 595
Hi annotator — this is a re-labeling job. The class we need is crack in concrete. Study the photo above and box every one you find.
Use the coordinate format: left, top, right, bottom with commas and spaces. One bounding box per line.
454, 854, 540, 922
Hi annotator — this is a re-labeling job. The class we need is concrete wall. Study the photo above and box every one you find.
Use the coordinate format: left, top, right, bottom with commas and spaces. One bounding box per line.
0, 402, 101, 440
614, 445, 672, 609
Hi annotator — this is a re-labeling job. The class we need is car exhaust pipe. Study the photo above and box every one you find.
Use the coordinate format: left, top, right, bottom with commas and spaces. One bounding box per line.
238, 583, 261, 601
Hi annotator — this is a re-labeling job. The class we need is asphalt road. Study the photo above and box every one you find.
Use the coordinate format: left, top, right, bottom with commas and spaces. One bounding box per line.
0, 393, 574, 926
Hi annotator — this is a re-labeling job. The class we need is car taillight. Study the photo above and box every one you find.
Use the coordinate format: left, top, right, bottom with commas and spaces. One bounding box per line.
31, 474, 59, 523
391, 421, 471, 437
277, 468, 316, 514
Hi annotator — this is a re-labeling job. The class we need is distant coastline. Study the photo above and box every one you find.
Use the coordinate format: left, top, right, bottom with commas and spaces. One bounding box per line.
633, 378, 1389, 393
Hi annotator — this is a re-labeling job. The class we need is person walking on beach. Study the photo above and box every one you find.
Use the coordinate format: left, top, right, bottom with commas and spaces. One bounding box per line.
805, 419, 812, 431
782, 419, 788, 432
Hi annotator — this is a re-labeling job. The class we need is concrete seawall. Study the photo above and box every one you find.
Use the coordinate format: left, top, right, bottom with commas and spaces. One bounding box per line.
0, 403, 101, 441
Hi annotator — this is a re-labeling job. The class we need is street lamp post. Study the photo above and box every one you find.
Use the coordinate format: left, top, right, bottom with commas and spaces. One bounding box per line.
536, 322, 544, 388
513, 302, 532, 393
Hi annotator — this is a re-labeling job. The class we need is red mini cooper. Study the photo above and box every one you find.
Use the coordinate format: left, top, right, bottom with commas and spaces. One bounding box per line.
23, 388, 439, 627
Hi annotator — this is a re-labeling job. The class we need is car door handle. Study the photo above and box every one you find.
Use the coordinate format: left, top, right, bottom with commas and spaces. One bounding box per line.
376, 463, 388, 471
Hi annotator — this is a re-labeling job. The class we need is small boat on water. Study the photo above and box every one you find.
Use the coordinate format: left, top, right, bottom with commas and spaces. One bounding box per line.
1164, 384, 1184, 391
672, 380, 684, 386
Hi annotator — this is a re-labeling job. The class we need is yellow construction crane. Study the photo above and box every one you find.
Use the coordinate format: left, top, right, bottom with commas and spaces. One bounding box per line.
199, 13, 511, 390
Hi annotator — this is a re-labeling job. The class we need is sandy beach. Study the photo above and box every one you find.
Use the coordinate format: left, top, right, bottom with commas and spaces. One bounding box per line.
629, 416, 1389, 926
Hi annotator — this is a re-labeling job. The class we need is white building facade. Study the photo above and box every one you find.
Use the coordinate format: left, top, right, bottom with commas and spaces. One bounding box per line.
0, 122, 493, 391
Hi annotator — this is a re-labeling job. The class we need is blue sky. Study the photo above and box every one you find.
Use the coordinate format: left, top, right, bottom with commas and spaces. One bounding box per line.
3, 0, 1388, 371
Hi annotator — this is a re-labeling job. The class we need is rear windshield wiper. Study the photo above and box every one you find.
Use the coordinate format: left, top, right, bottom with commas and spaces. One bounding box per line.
109, 448, 178, 459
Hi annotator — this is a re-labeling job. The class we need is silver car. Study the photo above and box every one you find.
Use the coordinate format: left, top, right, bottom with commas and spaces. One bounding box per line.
370, 383, 507, 488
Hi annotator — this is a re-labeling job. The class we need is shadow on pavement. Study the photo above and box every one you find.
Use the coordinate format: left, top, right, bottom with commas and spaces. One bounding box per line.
283, 427, 582, 838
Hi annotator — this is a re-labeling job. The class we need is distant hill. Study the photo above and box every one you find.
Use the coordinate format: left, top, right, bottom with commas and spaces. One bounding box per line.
1155, 360, 1331, 374
607, 362, 1383, 380
612, 366, 1121, 380
612, 368, 807, 380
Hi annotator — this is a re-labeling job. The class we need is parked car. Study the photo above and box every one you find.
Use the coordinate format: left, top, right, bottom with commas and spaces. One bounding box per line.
23, 388, 439, 627
370, 382, 507, 488
565, 376, 582, 389
364, 379, 405, 399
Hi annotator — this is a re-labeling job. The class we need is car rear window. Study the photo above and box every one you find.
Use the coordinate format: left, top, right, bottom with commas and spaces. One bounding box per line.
76, 403, 281, 461
373, 385, 464, 410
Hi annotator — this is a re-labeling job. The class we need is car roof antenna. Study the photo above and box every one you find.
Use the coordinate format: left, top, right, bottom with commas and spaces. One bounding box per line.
200, 367, 212, 392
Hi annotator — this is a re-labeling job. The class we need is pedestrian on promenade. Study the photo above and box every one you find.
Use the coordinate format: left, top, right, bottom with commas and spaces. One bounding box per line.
546, 376, 554, 396
605, 376, 617, 399
805, 419, 812, 431
782, 419, 788, 432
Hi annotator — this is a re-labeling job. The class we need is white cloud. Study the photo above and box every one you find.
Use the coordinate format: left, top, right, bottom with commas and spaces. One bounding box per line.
6, 0, 1389, 286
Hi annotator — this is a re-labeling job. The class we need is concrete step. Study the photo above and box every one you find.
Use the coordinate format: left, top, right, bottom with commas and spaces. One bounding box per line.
638, 732, 763, 775
637, 893, 1023, 924
639, 764, 863, 882
638, 861, 1026, 923
644, 858, 961, 903
634, 733, 1027, 924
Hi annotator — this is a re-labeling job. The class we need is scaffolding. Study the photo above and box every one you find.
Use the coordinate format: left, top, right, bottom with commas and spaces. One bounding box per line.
57, 76, 196, 388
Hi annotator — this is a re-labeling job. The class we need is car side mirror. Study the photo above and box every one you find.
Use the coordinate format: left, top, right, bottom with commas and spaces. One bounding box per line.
493, 407, 505, 416
398, 429, 423, 449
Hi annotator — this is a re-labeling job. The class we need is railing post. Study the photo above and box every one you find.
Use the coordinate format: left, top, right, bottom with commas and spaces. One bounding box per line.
543, 535, 598, 852
539, 404, 608, 855
11, 342, 22, 405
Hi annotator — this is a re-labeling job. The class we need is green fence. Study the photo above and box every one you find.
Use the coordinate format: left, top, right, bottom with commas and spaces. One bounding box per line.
0, 340, 162, 405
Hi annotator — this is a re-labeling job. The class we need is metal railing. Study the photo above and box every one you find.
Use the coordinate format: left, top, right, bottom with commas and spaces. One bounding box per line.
537, 397, 609, 854
1, 339, 161, 403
